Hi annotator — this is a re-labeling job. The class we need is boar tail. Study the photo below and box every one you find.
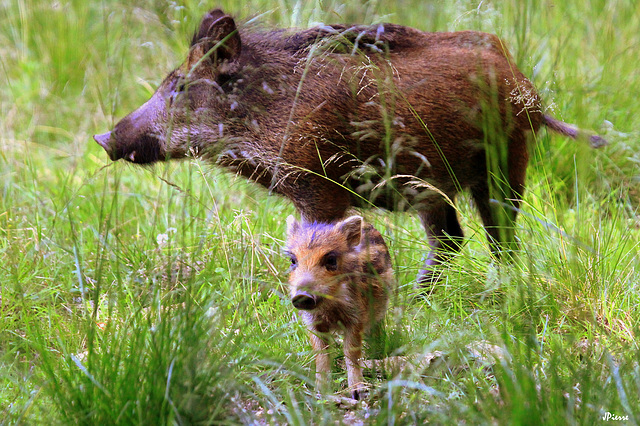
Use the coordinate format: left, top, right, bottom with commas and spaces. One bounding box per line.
542, 114, 608, 148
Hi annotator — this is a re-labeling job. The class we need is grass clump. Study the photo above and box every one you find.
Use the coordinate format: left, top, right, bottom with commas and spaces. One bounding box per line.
37, 296, 246, 424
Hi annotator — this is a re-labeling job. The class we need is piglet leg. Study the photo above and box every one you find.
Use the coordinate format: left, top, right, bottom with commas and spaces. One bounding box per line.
344, 324, 365, 400
310, 332, 331, 395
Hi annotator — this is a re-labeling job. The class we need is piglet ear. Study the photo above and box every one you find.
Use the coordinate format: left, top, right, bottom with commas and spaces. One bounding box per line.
338, 215, 363, 248
286, 215, 300, 238
191, 8, 241, 63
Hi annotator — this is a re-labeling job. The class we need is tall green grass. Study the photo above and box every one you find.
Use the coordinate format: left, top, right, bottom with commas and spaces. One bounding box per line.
1, 0, 639, 424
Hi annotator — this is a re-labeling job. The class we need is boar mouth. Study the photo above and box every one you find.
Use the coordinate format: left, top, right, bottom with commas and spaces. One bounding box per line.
93, 131, 164, 164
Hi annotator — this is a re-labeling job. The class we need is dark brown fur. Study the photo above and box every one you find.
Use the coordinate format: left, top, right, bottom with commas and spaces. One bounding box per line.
285, 215, 394, 399
94, 8, 606, 282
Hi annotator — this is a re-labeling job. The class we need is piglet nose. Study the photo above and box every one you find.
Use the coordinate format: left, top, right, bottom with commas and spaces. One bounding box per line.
292, 291, 317, 310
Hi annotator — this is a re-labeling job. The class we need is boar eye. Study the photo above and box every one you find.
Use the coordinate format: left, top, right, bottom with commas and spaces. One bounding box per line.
168, 79, 189, 106
173, 75, 190, 93
176, 81, 188, 93
323, 252, 338, 271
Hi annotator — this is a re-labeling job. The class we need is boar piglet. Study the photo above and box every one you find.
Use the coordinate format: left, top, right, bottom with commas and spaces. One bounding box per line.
285, 215, 394, 400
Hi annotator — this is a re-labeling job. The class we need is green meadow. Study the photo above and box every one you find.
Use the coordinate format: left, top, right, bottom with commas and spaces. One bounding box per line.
1, 0, 639, 423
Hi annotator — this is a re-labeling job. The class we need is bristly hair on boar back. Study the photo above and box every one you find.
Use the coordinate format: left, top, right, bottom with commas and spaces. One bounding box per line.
285, 215, 394, 400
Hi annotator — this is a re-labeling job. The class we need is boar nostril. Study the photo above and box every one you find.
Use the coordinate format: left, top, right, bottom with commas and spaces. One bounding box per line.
292, 291, 317, 310
93, 132, 117, 161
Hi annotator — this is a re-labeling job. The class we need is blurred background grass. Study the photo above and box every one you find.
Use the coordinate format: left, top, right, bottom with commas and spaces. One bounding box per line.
1, 0, 639, 423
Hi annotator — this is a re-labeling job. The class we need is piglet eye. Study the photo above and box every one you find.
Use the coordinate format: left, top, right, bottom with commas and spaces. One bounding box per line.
323, 252, 338, 271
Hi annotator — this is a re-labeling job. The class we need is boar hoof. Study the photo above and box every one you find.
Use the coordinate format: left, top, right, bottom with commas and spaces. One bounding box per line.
292, 291, 317, 310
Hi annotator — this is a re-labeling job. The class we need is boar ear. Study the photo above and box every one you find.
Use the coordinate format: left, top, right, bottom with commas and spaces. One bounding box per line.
338, 216, 363, 248
286, 215, 301, 237
192, 8, 241, 63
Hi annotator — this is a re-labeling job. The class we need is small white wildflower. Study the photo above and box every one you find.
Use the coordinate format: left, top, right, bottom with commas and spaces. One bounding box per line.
156, 228, 177, 246
157, 233, 168, 246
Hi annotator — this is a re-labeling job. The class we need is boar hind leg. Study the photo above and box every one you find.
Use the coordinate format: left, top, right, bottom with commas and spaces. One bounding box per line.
417, 203, 464, 286
472, 189, 520, 260
344, 324, 365, 400
472, 135, 527, 260
310, 333, 331, 395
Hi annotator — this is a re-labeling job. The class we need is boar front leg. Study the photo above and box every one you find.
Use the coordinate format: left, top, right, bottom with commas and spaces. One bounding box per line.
417, 203, 464, 286
344, 323, 365, 400
309, 332, 331, 395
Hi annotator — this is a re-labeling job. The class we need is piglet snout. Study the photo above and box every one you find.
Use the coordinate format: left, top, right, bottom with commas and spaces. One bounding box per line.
292, 291, 318, 310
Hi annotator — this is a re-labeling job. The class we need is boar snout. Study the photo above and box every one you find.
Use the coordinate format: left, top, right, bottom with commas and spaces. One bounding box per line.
93, 131, 117, 161
93, 129, 165, 164
94, 92, 168, 164
292, 291, 319, 310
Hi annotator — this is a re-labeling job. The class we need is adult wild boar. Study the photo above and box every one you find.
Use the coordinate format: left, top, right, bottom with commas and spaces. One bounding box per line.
94, 8, 606, 283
